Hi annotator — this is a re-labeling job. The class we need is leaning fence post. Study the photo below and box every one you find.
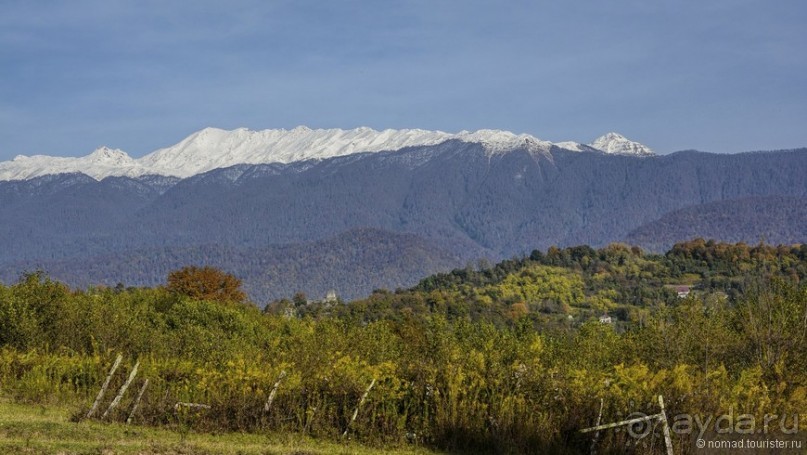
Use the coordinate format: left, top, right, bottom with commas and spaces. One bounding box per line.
580, 394, 674, 455
86, 354, 123, 419
174, 402, 211, 411
264, 370, 287, 412
590, 398, 604, 455
126, 378, 150, 424
658, 395, 674, 455
102, 359, 140, 419
342, 378, 376, 439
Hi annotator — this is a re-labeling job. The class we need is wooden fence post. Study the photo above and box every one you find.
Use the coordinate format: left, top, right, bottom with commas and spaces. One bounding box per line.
342, 378, 376, 439
85, 354, 123, 420
126, 378, 150, 424
658, 395, 674, 455
174, 402, 211, 411
580, 395, 674, 455
102, 360, 140, 420
264, 370, 287, 412
590, 398, 604, 455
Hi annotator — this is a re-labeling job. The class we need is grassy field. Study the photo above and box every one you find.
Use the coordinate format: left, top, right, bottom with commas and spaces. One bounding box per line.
0, 400, 437, 455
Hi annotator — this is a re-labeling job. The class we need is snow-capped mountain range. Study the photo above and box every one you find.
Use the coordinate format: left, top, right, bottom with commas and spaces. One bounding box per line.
0, 127, 654, 181
590, 132, 654, 156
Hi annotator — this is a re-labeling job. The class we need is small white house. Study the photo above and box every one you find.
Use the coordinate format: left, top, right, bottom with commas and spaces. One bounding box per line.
324, 289, 338, 304
665, 284, 692, 298
675, 286, 691, 298
599, 314, 612, 324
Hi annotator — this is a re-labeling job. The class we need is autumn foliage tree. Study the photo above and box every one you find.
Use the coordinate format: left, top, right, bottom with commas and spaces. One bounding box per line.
166, 266, 247, 304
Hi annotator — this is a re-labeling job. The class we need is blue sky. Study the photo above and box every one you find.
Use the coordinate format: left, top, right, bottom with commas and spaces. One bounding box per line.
1, 0, 805, 159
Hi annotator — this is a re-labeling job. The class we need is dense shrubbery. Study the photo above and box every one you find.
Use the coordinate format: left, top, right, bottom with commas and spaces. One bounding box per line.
309, 239, 807, 332
0, 240, 805, 453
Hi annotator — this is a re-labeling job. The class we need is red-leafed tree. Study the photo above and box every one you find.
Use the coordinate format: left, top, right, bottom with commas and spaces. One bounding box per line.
166, 266, 247, 304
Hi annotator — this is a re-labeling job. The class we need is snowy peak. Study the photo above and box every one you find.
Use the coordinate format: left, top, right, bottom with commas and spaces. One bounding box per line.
0, 127, 655, 181
589, 132, 654, 156
3, 126, 544, 181
0, 147, 144, 181
454, 129, 553, 153
124, 126, 552, 178
87, 147, 135, 165
139, 126, 452, 178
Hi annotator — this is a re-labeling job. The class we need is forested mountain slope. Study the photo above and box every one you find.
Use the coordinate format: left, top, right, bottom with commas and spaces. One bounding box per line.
3, 228, 462, 301
1, 143, 805, 303
625, 195, 807, 251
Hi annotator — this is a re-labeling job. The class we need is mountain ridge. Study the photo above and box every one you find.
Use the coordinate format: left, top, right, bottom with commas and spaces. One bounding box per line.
1, 143, 804, 303
0, 126, 654, 181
